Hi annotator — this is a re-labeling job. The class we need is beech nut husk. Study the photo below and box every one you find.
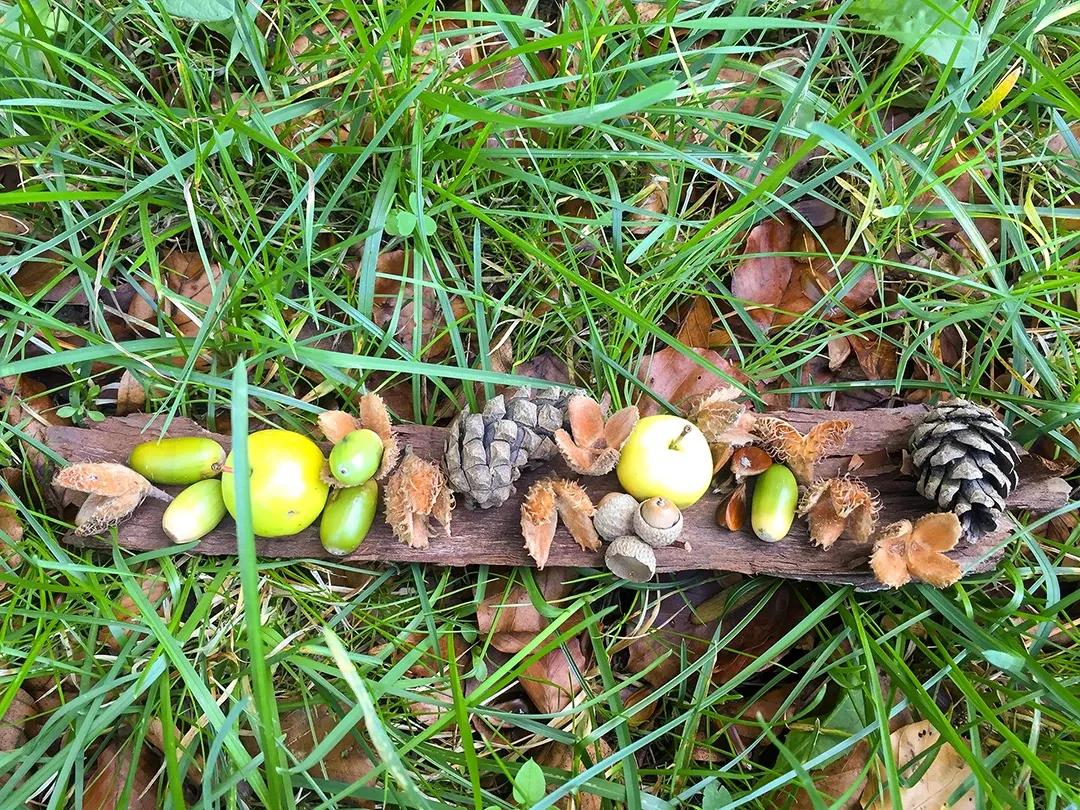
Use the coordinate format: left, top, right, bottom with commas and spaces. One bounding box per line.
593, 492, 639, 541
605, 535, 656, 582
632, 497, 683, 547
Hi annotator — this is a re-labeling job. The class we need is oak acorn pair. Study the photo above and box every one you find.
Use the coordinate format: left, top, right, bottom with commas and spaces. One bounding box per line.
595, 492, 684, 583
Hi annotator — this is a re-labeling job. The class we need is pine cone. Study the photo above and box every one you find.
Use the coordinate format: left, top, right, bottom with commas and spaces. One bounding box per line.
444, 388, 572, 508
910, 400, 1020, 541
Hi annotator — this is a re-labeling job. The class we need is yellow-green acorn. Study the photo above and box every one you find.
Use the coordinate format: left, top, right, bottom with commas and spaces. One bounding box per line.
162, 479, 227, 544
751, 464, 798, 543
129, 437, 226, 485
320, 479, 378, 556
329, 429, 384, 486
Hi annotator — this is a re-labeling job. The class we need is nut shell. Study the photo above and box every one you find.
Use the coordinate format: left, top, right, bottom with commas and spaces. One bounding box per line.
604, 535, 656, 583
593, 492, 639, 541
633, 498, 683, 547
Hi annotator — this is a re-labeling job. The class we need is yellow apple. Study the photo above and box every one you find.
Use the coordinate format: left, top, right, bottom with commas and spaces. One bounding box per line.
221, 429, 330, 537
616, 415, 713, 509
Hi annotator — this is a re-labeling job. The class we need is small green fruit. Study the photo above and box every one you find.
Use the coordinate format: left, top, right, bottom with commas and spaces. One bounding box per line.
751, 464, 798, 543
162, 479, 227, 544
320, 480, 378, 556
329, 429, 384, 486
129, 437, 226, 485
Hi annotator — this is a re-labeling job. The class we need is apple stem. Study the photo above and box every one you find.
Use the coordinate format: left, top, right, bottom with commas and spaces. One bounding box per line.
220, 465, 234, 474
668, 424, 692, 451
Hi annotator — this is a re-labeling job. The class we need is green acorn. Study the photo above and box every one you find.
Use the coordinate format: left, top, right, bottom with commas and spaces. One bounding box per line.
162, 479, 227, 544
320, 480, 378, 556
329, 429, 385, 486
751, 464, 798, 543
129, 437, 226, 485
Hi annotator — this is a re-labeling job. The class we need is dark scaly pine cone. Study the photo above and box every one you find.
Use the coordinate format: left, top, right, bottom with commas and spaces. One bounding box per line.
444, 387, 572, 508
909, 399, 1020, 541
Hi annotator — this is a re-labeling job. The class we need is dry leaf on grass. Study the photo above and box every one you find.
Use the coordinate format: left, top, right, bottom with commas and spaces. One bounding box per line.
127, 250, 223, 340
0, 473, 24, 574
84, 741, 162, 810
280, 705, 375, 807
0, 375, 70, 467
99, 571, 170, 652
114, 370, 145, 416
724, 687, 794, 755
554, 394, 639, 475
384, 451, 453, 548
477, 568, 577, 653
753, 416, 854, 484
522, 479, 600, 568
798, 477, 879, 548
626, 580, 805, 688
0, 689, 36, 752
361, 250, 469, 362
637, 347, 750, 417
520, 635, 589, 714
628, 178, 669, 236
731, 215, 876, 331
870, 513, 963, 589
862, 720, 974, 810
537, 736, 612, 810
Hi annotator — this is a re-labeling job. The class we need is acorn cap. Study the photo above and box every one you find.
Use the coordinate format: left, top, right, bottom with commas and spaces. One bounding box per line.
605, 535, 656, 582
593, 492, 639, 541
632, 497, 683, 547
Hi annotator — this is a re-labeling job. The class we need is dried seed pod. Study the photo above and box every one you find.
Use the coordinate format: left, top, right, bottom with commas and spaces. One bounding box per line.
604, 535, 656, 582
730, 446, 772, 480
753, 417, 853, 484
715, 483, 747, 531
593, 492, 639, 541
632, 497, 683, 547
797, 477, 878, 548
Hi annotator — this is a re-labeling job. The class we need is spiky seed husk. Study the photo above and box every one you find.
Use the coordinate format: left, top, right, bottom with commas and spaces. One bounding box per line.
605, 535, 656, 582
385, 451, 452, 548
554, 395, 639, 476
445, 388, 572, 508
869, 513, 963, 589
75, 490, 148, 536
360, 393, 400, 479
522, 480, 558, 569
552, 479, 600, 551
797, 477, 879, 548
909, 399, 1019, 541
753, 417, 853, 484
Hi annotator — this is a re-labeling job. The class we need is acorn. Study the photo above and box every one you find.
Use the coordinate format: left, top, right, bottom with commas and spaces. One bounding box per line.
751, 464, 798, 543
129, 437, 226, 485
161, 479, 227, 544
593, 492, 639, 541
604, 535, 656, 583
632, 497, 683, 547
320, 480, 379, 556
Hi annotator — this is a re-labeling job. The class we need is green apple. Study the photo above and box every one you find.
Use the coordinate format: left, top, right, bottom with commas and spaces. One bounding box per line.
616, 415, 713, 509
221, 429, 329, 537
329, 429, 384, 486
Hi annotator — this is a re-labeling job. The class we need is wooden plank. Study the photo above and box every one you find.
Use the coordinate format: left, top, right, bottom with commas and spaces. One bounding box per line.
46, 408, 1070, 590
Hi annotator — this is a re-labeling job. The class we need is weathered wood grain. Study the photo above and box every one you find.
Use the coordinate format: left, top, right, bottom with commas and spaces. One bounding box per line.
46, 407, 1070, 590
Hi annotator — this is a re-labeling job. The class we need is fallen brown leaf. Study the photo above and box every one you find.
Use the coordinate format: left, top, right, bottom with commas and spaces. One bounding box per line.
519, 635, 589, 714
628, 178, 669, 236
0, 473, 24, 576
862, 721, 974, 810
0, 374, 70, 467
477, 568, 576, 653
127, 250, 223, 340
637, 346, 750, 416
114, 370, 146, 416
281, 705, 375, 807
99, 571, 170, 652
0, 689, 35, 752
724, 686, 793, 755
675, 295, 714, 349
537, 736, 612, 810
84, 741, 162, 810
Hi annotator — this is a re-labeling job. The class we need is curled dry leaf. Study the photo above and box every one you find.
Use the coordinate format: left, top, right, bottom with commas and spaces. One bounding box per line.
522, 479, 600, 568
637, 347, 750, 417
384, 451, 452, 549
674, 294, 714, 349
870, 513, 963, 589
127, 250, 223, 341
797, 477, 879, 548
519, 635, 589, 714
628, 177, 669, 236
0, 472, 24, 574
862, 720, 974, 810
753, 416, 853, 484
715, 483, 747, 531
84, 741, 162, 810
0, 374, 70, 467
477, 569, 576, 654
99, 571, 170, 652
554, 395, 639, 476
